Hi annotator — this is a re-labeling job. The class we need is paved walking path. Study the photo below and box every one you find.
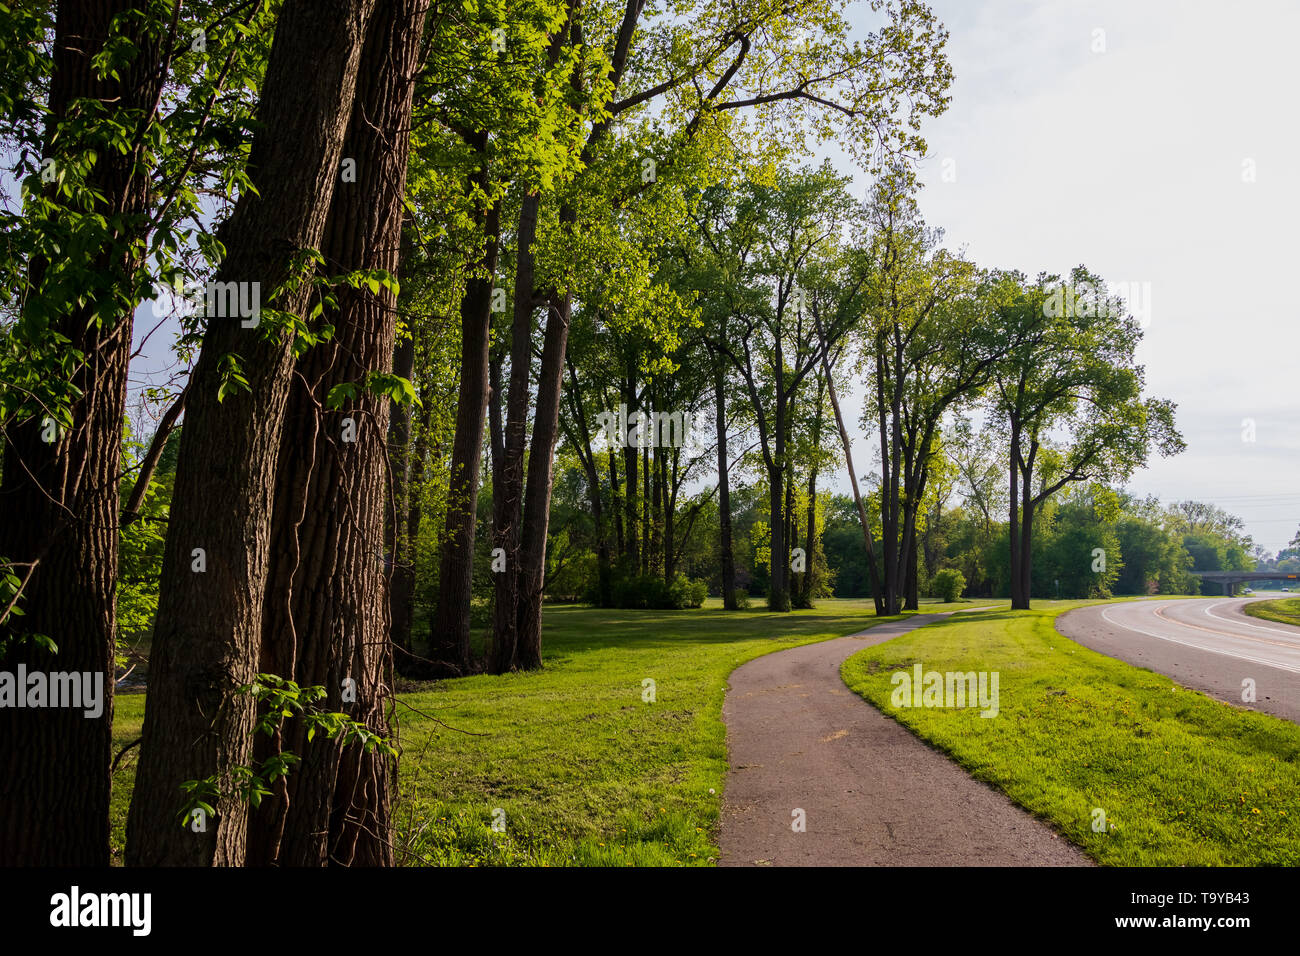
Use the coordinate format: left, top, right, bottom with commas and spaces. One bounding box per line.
719, 613, 1090, 866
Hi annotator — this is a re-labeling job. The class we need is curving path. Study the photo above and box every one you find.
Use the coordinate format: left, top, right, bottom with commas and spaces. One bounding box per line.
1056, 597, 1300, 724
719, 612, 1089, 867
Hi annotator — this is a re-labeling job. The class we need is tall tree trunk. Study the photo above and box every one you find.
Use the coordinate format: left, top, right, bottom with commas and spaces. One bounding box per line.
1008, 422, 1025, 609
388, 333, 416, 657
713, 361, 738, 609
874, 337, 901, 615
651, 445, 662, 575
564, 357, 612, 605
662, 449, 676, 582
767, 463, 787, 611
622, 429, 639, 568
245, 0, 422, 868
489, 7, 573, 673
609, 448, 623, 558
432, 146, 501, 673
490, 192, 540, 674
640, 444, 650, 575
801, 468, 818, 607
515, 285, 574, 670
768, 331, 788, 611
126, 0, 375, 867
0, 1, 163, 864
816, 332, 883, 614
1019, 462, 1035, 607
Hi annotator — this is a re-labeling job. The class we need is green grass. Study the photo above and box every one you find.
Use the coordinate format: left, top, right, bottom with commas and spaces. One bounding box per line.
840, 600, 1300, 866
109, 597, 982, 865
1245, 597, 1300, 629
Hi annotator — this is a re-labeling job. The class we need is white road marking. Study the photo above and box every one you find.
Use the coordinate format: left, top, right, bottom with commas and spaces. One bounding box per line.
1099, 604, 1300, 675
1203, 600, 1300, 640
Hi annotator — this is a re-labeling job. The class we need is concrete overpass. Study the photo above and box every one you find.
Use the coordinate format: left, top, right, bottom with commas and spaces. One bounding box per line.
1192, 571, 1299, 596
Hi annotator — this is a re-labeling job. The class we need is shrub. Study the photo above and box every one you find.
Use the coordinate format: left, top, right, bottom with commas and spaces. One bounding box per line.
610, 571, 707, 609
932, 568, 967, 603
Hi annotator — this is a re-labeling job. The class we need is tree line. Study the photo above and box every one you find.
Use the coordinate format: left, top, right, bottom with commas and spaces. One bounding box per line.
0, 0, 951, 865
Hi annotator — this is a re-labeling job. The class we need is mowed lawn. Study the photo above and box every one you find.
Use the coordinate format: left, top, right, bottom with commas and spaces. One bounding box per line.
841, 600, 1300, 866
1245, 596, 1300, 629
109, 598, 978, 865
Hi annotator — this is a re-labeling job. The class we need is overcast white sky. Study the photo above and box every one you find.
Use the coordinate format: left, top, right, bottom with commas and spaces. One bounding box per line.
826, 0, 1300, 553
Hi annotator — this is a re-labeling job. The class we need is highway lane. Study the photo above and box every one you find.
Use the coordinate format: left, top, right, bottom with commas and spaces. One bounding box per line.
1056, 594, 1300, 723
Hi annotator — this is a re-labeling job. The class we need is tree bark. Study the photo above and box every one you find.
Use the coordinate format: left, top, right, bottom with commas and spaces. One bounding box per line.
432, 144, 501, 673
1008, 420, 1027, 609
490, 191, 540, 674
816, 330, 883, 614
126, 0, 375, 867
515, 286, 573, 669
0, 0, 163, 866
713, 360, 738, 609
245, 0, 422, 868
388, 333, 416, 657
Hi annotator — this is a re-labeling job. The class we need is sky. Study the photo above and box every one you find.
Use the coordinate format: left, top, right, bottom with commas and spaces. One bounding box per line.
827, 0, 1300, 553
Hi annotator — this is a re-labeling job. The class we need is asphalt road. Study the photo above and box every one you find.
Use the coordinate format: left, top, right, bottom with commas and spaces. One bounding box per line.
1056, 594, 1300, 723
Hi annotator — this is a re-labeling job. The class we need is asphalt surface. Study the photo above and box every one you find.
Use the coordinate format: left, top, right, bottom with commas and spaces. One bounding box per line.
1056, 595, 1300, 724
719, 612, 1090, 867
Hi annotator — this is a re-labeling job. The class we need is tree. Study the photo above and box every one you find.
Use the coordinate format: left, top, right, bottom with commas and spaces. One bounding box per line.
857, 167, 999, 613
696, 163, 860, 610
127, 0, 376, 867
426, 0, 593, 673
245, 0, 428, 868
994, 268, 1185, 610
0, 0, 167, 867
494, 0, 954, 661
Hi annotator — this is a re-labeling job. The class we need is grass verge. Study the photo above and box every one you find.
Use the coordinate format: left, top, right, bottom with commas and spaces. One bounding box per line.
1245, 597, 1300, 629
840, 600, 1300, 865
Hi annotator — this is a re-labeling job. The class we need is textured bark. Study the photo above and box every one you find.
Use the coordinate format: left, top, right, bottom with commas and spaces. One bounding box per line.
515, 287, 573, 670
1009, 422, 1026, 609
767, 332, 789, 610
640, 444, 650, 574
388, 334, 416, 655
621, 384, 640, 568
432, 147, 500, 672
609, 449, 623, 557
126, 0, 375, 867
0, 0, 162, 866
490, 192, 541, 674
244, 0, 423, 867
713, 361, 737, 609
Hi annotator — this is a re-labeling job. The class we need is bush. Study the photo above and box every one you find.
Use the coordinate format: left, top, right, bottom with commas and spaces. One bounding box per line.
611, 571, 707, 609
931, 568, 967, 603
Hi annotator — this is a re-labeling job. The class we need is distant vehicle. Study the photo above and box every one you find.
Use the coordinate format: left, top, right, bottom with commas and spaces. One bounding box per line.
1243, 588, 1254, 594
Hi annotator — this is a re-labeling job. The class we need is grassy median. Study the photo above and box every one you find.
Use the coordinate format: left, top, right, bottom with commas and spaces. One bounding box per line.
110, 598, 983, 865
841, 600, 1300, 866
1245, 597, 1300, 628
